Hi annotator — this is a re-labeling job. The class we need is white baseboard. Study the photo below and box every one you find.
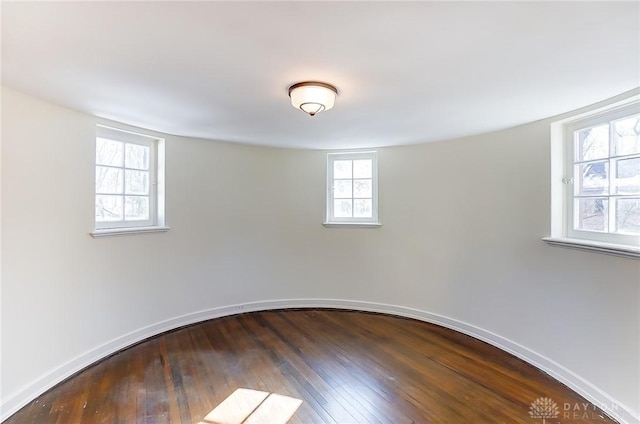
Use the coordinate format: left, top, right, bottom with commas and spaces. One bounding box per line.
2, 299, 638, 424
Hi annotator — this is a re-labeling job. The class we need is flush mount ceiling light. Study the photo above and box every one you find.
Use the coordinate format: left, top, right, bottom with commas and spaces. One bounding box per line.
288, 81, 338, 117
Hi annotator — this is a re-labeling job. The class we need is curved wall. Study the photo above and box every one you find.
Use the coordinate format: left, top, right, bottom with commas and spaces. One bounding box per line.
2, 87, 638, 422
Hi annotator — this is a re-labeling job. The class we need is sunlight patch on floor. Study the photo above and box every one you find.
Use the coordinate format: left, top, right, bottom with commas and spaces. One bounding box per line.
198, 388, 303, 424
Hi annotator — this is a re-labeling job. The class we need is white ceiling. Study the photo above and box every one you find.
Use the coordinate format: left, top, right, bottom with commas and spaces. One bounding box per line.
2, 1, 639, 149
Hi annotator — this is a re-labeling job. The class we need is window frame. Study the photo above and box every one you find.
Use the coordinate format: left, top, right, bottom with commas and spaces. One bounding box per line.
547, 95, 640, 258
325, 151, 380, 226
92, 125, 167, 236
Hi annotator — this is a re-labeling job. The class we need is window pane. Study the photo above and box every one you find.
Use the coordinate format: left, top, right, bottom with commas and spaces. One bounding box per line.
96, 138, 124, 167
615, 157, 640, 194
334, 199, 352, 218
614, 115, 640, 156
125, 143, 150, 170
616, 198, 640, 235
95, 166, 123, 194
353, 179, 372, 198
576, 161, 608, 196
125, 196, 149, 221
96, 195, 123, 222
353, 159, 372, 178
125, 170, 149, 195
334, 180, 352, 198
576, 124, 609, 161
333, 160, 352, 179
575, 198, 608, 232
354, 199, 372, 218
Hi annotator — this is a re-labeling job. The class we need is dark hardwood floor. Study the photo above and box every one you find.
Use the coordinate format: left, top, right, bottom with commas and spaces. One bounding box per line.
4, 309, 617, 423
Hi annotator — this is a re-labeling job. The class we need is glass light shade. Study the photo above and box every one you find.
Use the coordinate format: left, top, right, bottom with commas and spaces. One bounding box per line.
289, 82, 337, 116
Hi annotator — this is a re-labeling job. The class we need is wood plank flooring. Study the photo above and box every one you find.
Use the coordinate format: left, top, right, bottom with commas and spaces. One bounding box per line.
4, 309, 618, 423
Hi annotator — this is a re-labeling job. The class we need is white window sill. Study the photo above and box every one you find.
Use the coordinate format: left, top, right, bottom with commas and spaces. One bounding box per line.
323, 222, 382, 228
542, 237, 639, 259
90, 226, 171, 238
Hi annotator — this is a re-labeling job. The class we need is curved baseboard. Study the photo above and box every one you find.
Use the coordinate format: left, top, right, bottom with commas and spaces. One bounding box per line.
2, 298, 638, 424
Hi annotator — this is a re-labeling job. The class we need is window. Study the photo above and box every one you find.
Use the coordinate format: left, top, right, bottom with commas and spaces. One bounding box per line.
93, 125, 167, 236
326, 151, 379, 225
547, 95, 639, 257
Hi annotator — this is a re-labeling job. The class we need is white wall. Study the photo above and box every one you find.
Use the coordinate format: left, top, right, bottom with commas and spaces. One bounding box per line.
2, 87, 639, 422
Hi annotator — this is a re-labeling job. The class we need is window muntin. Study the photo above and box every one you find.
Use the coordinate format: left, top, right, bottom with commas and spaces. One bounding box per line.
327, 151, 378, 224
95, 125, 163, 230
559, 100, 640, 248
